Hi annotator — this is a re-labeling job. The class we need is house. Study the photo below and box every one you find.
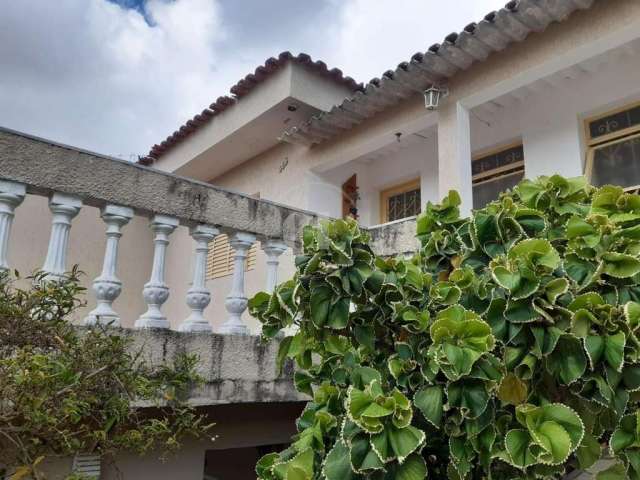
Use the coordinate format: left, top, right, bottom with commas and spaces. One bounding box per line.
1, 0, 639, 477
141, 0, 640, 332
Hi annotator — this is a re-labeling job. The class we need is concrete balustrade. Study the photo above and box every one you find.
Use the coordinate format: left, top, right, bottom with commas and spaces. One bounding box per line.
135, 215, 179, 329
42, 192, 82, 282
0, 180, 26, 271
262, 239, 288, 293
221, 231, 256, 335
0, 128, 311, 333
0, 184, 293, 334
179, 224, 219, 332
85, 204, 134, 327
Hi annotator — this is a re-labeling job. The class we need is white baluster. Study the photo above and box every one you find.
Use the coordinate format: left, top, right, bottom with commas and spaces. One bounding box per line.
84, 205, 134, 327
262, 239, 287, 293
0, 181, 26, 271
42, 193, 82, 281
135, 214, 179, 329
220, 231, 256, 335
178, 224, 219, 332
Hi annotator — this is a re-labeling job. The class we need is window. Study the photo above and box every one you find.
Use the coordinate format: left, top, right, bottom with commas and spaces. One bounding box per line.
380, 179, 421, 223
206, 234, 257, 279
472, 142, 525, 208
585, 101, 640, 191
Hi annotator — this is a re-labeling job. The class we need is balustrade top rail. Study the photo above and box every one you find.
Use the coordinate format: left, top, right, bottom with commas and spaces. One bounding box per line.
0, 127, 322, 247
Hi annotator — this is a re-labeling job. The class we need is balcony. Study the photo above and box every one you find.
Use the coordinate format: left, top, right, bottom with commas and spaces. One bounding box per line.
0, 127, 417, 404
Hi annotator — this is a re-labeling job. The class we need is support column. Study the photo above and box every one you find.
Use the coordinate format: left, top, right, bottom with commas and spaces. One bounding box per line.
135, 214, 179, 329
85, 204, 134, 327
178, 224, 219, 332
220, 231, 256, 335
438, 101, 473, 216
0, 181, 26, 271
42, 193, 82, 281
262, 239, 287, 293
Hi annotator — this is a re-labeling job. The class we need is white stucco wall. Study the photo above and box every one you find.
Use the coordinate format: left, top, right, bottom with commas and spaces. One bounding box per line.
312, 132, 439, 227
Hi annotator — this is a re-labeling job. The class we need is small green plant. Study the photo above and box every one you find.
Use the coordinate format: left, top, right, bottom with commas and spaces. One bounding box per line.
0, 269, 213, 479
250, 176, 640, 479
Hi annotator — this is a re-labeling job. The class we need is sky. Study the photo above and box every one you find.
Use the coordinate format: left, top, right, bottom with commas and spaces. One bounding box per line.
0, 0, 506, 161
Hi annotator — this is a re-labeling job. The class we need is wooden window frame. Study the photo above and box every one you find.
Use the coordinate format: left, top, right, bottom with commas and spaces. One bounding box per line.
470, 141, 525, 208
472, 141, 525, 183
380, 178, 421, 224
584, 100, 640, 192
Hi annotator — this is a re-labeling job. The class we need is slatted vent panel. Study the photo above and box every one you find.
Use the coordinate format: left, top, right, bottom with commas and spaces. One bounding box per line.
206, 234, 257, 279
72, 453, 101, 478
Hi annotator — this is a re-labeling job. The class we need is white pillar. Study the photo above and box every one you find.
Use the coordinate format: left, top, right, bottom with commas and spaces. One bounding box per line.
135, 214, 179, 329
262, 239, 287, 293
522, 112, 584, 179
42, 193, 82, 282
84, 204, 134, 327
220, 231, 256, 335
178, 224, 219, 332
0, 181, 26, 271
438, 101, 473, 215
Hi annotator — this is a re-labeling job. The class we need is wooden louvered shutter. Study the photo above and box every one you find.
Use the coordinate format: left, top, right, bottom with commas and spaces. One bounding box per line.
206, 234, 257, 279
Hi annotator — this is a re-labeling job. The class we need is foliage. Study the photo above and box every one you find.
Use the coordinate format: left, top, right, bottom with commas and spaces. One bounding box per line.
0, 269, 213, 479
250, 176, 640, 479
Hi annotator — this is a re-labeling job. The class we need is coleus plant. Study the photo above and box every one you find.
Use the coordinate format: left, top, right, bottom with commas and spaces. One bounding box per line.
250, 176, 640, 479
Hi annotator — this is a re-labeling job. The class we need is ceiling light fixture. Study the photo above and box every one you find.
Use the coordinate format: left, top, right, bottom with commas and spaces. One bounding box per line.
423, 85, 449, 110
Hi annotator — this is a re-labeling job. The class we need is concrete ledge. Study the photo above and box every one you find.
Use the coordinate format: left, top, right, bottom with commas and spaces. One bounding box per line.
115, 328, 305, 405
0, 128, 321, 248
368, 217, 419, 257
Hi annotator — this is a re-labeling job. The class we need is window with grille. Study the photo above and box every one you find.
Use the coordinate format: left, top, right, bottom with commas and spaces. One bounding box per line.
585, 101, 640, 192
380, 179, 421, 223
206, 234, 257, 279
472, 142, 525, 208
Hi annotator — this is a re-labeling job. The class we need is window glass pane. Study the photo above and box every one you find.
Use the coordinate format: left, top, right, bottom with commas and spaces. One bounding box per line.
591, 135, 640, 188
473, 172, 524, 208
472, 145, 524, 177
387, 188, 421, 222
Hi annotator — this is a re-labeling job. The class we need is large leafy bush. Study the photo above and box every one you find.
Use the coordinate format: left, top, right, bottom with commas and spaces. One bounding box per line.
250, 176, 640, 480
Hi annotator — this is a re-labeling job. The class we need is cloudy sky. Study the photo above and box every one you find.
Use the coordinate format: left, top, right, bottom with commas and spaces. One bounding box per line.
0, 0, 506, 160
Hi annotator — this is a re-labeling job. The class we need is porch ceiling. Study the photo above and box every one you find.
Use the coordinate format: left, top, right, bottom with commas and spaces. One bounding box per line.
280, 0, 598, 146
471, 36, 640, 118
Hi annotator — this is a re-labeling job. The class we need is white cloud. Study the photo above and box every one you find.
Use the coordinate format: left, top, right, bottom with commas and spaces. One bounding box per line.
0, 0, 233, 159
322, 0, 507, 82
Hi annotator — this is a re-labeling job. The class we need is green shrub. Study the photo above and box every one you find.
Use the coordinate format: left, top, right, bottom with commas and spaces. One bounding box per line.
250, 176, 640, 480
0, 269, 213, 479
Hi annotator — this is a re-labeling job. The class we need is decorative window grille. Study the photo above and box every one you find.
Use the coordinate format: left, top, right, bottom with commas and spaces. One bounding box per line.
472, 142, 525, 208
206, 233, 257, 279
380, 179, 421, 223
585, 101, 640, 192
